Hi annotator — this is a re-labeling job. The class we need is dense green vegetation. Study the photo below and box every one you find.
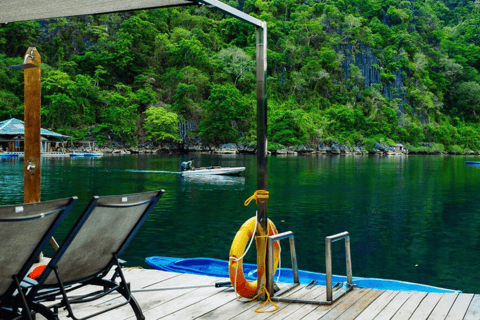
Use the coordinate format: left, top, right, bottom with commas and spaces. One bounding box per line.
0, 0, 479, 152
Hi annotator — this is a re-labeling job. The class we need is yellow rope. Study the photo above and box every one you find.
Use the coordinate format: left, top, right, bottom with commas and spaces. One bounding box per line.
248, 234, 278, 313
242, 192, 278, 313
250, 286, 279, 313
244, 190, 269, 206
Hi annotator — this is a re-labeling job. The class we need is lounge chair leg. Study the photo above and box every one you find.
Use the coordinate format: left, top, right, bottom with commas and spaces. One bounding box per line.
113, 255, 145, 320
51, 266, 77, 320
30, 302, 58, 320
116, 286, 145, 320
12, 275, 33, 320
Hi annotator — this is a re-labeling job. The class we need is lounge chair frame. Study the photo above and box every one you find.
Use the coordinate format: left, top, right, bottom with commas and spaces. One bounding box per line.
0, 197, 77, 320
27, 190, 164, 320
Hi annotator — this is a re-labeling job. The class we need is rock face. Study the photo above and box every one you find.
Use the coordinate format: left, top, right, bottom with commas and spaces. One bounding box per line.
315, 141, 368, 155
215, 143, 238, 154
342, 44, 381, 89
95, 139, 412, 155
341, 43, 408, 109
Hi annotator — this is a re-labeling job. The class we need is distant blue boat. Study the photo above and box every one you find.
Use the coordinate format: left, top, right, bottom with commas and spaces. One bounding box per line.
145, 256, 460, 293
70, 152, 103, 157
465, 161, 480, 165
0, 153, 18, 158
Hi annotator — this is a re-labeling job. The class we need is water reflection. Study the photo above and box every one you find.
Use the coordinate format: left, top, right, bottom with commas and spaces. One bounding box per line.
125, 169, 181, 174
180, 174, 245, 191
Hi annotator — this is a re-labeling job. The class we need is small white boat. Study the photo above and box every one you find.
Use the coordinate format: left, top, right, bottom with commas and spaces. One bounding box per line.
182, 166, 245, 176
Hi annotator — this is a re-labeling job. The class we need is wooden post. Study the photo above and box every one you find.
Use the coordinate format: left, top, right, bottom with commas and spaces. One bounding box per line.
23, 47, 41, 204
255, 24, 269, 298
22, 48, 59, 251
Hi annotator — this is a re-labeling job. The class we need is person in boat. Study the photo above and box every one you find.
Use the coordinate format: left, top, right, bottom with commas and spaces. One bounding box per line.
180, 158, 194, 171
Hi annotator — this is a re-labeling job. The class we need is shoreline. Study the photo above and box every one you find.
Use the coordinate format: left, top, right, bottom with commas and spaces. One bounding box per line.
69, 140, 480, 156
94, 148, 479, 157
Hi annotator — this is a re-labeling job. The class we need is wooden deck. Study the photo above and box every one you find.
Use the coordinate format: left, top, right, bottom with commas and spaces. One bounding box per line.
40, 268, 480, 320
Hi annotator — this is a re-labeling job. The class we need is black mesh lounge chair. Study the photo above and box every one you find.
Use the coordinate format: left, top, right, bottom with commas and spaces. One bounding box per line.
27, 190, 164, 320
0, 197, 77, 320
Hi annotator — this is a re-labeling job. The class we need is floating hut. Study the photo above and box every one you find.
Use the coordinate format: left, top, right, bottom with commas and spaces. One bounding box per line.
0, 118, 68, 153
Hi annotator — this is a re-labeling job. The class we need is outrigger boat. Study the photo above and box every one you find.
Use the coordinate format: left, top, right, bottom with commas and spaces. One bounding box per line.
145, 256, 460, 293
182, 166, 245, 176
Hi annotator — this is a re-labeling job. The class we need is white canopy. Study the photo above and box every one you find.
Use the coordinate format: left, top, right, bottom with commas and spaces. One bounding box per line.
0, 0, 195, 24
0, 0, 263, 27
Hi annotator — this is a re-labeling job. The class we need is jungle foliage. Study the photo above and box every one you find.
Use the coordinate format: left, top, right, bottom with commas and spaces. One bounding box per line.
0, 0, 479, 151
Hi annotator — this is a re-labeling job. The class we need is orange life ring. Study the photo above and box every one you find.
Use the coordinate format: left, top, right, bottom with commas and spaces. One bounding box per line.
228, 217, 281, 298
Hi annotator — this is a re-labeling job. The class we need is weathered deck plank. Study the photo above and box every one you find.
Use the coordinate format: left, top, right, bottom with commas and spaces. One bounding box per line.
159, 287, 237, 319
266, 286, 326, 320
335, 289, 387, 320
56, 271, 224, 319
354, 290, 399, 320
202, 284, 311, 320
192, 294, 262, 320
372, 290, 412, 319
276, 288, 336, 320
445, 293, 474, 320
39, 269, 478, 320
464, 294, 480, 320
245, 285, 327, 320
409, 292, 442, 320
300, 288, 371, 319
426, 293, 458, 320
390, 292, 428, 320
136, 279, 232, 319
171, 282, 308, 320
36, 268, 179, 319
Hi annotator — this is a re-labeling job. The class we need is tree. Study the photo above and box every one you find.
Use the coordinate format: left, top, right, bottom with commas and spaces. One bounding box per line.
143, 106, 181, 143
97, 83, 140, 144
0, 54, 23, 119
218, 47, 254, 85
198, 83, 253, 146
268, 108, 304, 146
456, 81, 480, 116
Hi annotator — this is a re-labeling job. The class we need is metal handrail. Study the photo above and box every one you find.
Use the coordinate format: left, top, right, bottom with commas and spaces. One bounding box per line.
325, 231, 353, 302
267, 231, 300, 296
267, 230, 354, 305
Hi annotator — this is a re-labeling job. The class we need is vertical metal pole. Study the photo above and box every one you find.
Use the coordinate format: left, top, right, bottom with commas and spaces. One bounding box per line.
255, 23, 269, 297
325, 238, 333, 301
23, 47, 41, 204
289, 237, 299, 284
345, 236, 353, 285
267, 237, 274, 294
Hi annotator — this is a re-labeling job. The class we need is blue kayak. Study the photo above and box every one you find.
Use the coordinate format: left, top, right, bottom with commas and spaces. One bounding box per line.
465, 161, 480, 165
0, 153, 19, 158
145, 256, 460, 293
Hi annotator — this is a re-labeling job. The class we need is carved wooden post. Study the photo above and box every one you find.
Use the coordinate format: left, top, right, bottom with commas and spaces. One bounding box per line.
23, 47, 41, 204
22, 48, 59, 251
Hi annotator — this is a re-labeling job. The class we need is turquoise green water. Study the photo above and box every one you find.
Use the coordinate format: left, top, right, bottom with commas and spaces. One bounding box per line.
1, 154, 480, 293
